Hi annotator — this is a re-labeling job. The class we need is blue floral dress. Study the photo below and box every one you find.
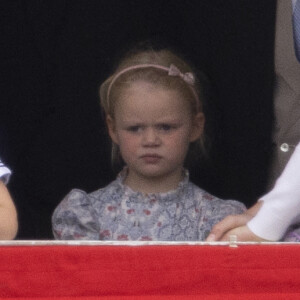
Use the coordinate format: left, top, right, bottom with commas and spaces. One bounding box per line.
52, 168, 246, 241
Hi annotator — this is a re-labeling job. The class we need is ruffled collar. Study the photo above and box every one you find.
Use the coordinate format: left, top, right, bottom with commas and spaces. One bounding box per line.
115, 167, 190, 204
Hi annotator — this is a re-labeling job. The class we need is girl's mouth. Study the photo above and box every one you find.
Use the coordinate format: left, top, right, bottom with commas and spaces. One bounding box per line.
141, 154, 162, 163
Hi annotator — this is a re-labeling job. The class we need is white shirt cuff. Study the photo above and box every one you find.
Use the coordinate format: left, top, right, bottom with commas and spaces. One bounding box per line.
247, 200, 298, 240
0, 166, 11, 185
247, 142, 300, 240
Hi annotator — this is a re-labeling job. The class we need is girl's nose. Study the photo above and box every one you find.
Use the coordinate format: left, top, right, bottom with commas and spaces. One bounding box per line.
142, 128, 160, 146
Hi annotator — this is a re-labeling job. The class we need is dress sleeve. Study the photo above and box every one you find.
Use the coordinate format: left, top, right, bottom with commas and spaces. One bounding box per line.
201, 195, 246, 239
247, 142, 300, 241
209, 199, 246, 226
52, 189, 100, 240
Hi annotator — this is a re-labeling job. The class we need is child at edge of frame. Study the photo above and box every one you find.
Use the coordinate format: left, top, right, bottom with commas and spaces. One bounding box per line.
0, 158, 18, 239
52, 42, 246, 241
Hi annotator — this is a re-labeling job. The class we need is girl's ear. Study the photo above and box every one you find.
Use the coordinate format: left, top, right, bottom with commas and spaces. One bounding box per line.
106, 115, 119, 145
190, 112, 205, 142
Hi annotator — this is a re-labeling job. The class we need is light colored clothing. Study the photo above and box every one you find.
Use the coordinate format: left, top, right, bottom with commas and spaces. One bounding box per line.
248, 142, 300, 241
52, 168, 245, 241
247, 0, 300, 241
267, 0, 300, 189
0, 159, 11, 185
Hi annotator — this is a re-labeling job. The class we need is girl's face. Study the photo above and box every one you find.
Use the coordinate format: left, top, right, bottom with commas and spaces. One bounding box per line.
107, 81, 204, 192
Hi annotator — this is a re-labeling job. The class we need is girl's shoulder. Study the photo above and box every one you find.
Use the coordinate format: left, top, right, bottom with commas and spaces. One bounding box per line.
55, 189, 91, 212
61, 178, 122, 206
89, 179, 123, 200
187, 182, 217, 201
188, 182, 246, 212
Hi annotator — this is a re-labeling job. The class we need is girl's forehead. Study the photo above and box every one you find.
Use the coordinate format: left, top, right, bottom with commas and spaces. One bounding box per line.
120, 80, 182, 100
115, 81, 193, 118
112, 79, 198, 117
124, 80, 166, 93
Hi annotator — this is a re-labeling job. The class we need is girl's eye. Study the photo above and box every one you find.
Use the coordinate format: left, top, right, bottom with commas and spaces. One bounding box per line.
158, 124, 175, 131
127, 126, 142, 132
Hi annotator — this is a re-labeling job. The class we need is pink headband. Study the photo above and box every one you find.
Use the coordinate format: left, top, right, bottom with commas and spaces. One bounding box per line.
106, 64, 200, 110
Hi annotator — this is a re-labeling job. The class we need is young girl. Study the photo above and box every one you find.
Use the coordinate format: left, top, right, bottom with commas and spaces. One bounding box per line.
52, 46, 245, 241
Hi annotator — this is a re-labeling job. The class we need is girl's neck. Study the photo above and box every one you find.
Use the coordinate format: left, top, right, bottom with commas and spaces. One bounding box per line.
123, 169, 184, 194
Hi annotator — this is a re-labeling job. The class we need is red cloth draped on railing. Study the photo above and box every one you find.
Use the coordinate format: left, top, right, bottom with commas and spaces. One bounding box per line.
0, 242, 299, 299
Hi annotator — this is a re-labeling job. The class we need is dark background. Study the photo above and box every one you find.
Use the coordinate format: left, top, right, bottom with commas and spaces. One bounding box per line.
0, 0, 276, 239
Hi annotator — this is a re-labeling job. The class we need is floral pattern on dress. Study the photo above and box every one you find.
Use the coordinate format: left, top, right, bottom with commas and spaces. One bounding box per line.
52, 168, 246, 241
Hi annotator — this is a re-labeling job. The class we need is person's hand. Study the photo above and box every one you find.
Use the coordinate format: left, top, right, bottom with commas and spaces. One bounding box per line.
206, 201, 268, 242
210, 225, 268, 242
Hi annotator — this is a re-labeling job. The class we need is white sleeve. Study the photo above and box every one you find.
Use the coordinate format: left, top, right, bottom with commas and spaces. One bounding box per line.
247, 142, 300, 241
0, 159, 11, 185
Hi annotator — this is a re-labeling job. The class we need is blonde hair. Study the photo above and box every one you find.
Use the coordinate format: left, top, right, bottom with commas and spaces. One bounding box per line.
99, 47, 208, 168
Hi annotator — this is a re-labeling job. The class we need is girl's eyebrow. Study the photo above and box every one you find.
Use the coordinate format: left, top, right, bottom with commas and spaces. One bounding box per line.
121, 120, 145, 124
122, 119, 181, 123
